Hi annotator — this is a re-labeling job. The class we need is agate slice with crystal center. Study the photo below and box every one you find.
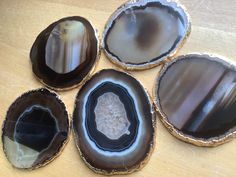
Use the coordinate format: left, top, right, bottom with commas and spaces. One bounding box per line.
30, 16, 99, 90
73, 69, 155, 174
103, 0, 190, 70
2, 88, 69, 169
155, 54, 236, 146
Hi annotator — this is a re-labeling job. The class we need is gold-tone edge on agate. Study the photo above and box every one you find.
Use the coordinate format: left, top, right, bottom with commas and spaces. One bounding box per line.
72, 68, 157, 175
31, 17, 101, 91
102, 0, 191, 71
153, 53, 236, 147
1, 88, 71, 170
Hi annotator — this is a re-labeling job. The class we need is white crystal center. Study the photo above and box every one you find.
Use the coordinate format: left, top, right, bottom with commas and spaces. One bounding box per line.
94, 92, 130, 140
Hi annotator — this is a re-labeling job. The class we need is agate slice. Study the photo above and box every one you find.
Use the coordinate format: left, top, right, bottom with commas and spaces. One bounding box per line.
154, 54, 236, 146
103, 0, 191, 70
73, 69, 155, 174
30, 16, 99, 90
2, 88, 69, 169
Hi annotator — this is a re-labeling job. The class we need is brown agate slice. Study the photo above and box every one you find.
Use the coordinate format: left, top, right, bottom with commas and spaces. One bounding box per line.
155, 54, 236, 146
30, 16, 99, 90
73, 69, 155, 175
2, 88, 69, 169
103, 0, 190, 70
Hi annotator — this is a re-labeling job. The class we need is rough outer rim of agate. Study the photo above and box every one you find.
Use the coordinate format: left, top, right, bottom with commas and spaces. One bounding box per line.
31, 16, 101, 91
154, 53, 236, 147
72, 69, 157, 175
1, 88, 71, 170
102, 0, 191, 71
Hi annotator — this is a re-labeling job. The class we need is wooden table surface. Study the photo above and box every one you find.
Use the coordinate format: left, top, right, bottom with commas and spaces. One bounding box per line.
0, 0, 236, 176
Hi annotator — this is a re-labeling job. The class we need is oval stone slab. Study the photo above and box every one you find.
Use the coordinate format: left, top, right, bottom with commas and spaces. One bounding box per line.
103, 0, 190, 70
73, 69, 155, 175
2, 88, 69, 169
155, 54, 236, 146
30, 16, 99, 90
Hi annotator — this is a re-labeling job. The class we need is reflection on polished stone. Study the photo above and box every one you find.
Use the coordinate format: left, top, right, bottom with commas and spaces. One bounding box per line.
30, 16, 99, 89
158, 55, 236, 139
46, 21, 89, 74
73, 69, 155, 174
2, 88, 69, 169
103, 0, 190, 69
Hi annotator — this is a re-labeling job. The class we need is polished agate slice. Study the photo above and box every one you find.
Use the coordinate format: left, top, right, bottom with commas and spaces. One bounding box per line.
30, 16, 99, 90
103, 0, 190, 70
155, 54, 236, 146
2, 88, 69, 169
73, 69, 155, 174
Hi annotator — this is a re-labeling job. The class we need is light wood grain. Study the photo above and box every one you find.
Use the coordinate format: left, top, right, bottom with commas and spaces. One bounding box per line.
0, 0, 236, 176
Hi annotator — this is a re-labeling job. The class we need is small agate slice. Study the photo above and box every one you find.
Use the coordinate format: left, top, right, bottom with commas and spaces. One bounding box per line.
103, 0, 190, 70
73, 69, 155, 175
2, 88, 69, 169
155, 54, 236, 146
30, 16, 99, 90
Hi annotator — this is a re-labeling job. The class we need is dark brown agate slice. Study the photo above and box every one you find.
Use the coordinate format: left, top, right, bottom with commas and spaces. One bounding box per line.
73, 69, 155, 174
2, 88, 69, 169
30, 16, 99, 90
103, 0, 191, 70
155, 54, 236, 146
